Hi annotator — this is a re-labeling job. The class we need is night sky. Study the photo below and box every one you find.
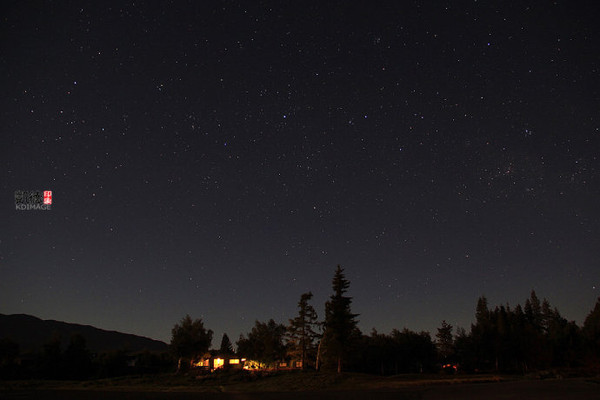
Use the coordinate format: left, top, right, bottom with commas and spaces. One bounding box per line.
2, 1, 599, 344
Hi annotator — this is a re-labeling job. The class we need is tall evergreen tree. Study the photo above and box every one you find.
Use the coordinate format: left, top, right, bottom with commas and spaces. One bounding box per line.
475, 296, 489, 325
524, 290, 542, 331
461, 292, 583, 372
322, 265, 359, 373
471, 295, 494, 371
287, 291, 320, 369
219, 333, 234, 355
436, 320, 454, 362
583, 297, 600, 362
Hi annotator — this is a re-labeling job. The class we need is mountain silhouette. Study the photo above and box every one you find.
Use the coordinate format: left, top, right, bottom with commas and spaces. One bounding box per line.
0, 314, 168, 354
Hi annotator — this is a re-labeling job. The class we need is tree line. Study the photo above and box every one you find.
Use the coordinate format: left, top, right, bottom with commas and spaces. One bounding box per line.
0, 333, 173, 380
170, 265, 600, 374
3, 265, 600, 379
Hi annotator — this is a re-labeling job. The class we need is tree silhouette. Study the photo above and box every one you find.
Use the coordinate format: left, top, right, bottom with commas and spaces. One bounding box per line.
475, 296, 489, 325
97, 349, 129, 378
583, 297, 600, 363
219, 333, 234, 355
452, 291, 590, 373
524, 290, 542, 331
322, 265, 359, 373
392, 328, 437, 373
287, 291, 320, 369
436, 320, 454, 362
0, 338, 19, 366
362, 329, 396, 375
64, 333, 93, 379
236, 319, 286, 366
0, 338, 20, 379
38, 335, 63, 379
170, 315, 213, 372
470, 295, 496, 371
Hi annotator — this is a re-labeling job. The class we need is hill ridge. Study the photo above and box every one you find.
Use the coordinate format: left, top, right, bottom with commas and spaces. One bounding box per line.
0, 313, 168, 354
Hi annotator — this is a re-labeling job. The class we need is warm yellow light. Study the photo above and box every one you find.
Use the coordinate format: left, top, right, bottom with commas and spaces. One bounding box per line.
214, 358, 225, 369
193, 359, 210, 367
243, 359, 266, 370
229, 358, 240, 364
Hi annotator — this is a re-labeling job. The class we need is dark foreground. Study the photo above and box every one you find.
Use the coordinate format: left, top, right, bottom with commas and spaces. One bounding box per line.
1, 379, 599, 400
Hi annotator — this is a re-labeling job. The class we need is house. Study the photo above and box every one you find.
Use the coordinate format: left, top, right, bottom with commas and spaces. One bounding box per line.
193, 352, 246, 371
192, 352, 303, 372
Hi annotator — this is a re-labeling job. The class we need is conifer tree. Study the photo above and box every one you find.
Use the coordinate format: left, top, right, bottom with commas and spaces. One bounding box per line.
583, 297, 600, 361
219, 333, 234, 355
322, 265, 359, 373
287, 292, 320, 369
436, 320, 454, 362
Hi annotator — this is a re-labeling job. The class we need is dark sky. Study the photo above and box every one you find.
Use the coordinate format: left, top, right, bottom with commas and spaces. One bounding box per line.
2, 1, 599, 344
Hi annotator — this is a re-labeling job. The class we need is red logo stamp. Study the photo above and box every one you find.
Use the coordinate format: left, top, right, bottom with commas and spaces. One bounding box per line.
43, 191, 52, 205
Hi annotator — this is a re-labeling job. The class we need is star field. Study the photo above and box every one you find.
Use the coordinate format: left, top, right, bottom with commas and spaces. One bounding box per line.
1, 1, 599, 343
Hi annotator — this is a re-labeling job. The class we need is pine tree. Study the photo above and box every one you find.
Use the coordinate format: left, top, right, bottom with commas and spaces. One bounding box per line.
219, 333, 234, 355
524, 290, 542, 331
583, 297, 600, 361
287, 292, 320, 369
323, 265, 359, 373
475, 296, 489, 325
436, 320, 454, 362
471, 295, 493, 371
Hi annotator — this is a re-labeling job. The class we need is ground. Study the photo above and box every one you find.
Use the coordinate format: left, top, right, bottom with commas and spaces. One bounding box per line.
1, 373, 599, 399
